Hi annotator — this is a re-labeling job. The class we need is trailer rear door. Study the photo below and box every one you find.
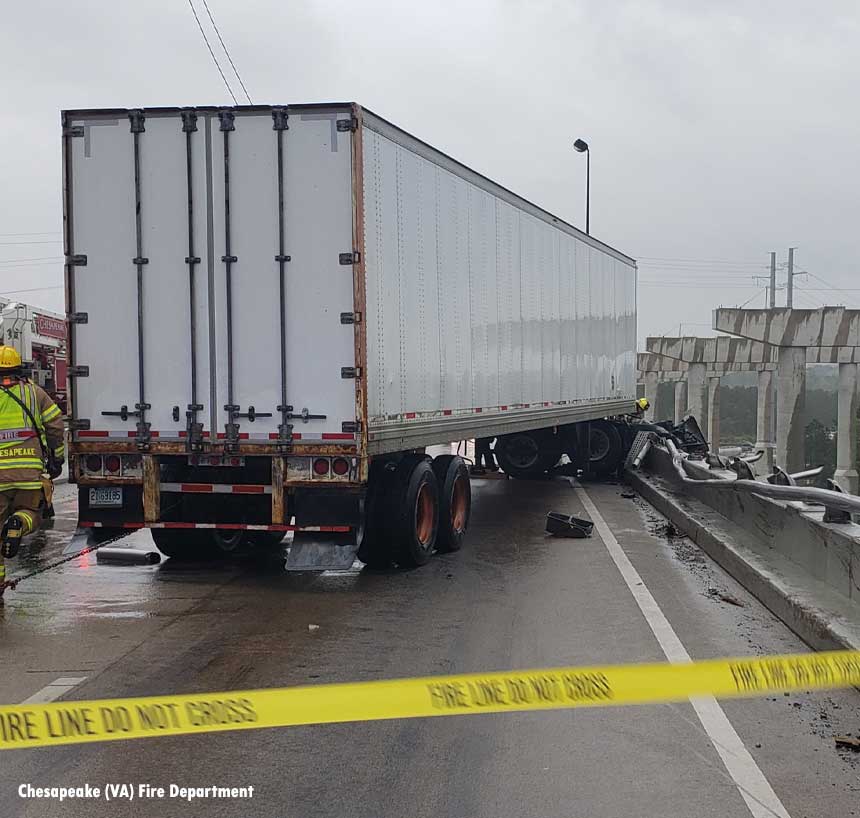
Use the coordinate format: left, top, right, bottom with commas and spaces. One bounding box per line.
64, 106, 358, 447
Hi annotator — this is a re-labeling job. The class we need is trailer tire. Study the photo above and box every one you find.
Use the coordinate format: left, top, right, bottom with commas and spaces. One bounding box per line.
357, 461, 396, 569
588, 420, 624, 476
495, 430, 562, 479
150, 529, 214, 560
389, 455, 439, 568
432, 455, 470, 553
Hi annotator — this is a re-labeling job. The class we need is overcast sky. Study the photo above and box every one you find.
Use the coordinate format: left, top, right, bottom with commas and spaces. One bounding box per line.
1, 0, 858, 345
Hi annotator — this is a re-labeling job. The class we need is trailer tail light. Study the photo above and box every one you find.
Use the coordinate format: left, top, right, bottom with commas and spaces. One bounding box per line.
332, 457, 350, 476
104, 455, 121, 474
313, 458, 330, 476
84, 455, 102, 474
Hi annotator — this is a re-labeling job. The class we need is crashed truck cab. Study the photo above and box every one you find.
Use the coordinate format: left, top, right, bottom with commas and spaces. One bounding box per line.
62, 103, 637, 568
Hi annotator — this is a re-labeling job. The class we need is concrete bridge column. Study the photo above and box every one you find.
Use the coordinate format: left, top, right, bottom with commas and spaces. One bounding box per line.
674, 380, 687, 425
755, 368, 775, 471
643, 371, 659, 422
686, 363, 708, 429
776, 346, 806, 473
707, 375, 721, 452
834, 362, 859, 494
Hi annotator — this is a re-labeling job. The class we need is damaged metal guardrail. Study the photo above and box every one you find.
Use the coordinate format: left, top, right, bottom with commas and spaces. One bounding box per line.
656, 437, 860, 523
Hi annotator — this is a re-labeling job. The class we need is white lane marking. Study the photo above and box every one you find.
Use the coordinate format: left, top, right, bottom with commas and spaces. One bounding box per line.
574, 482, 790, 818
20, 676, 87, 705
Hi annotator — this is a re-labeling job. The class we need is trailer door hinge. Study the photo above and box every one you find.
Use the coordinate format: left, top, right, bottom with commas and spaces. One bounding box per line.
336, 117, 358, 132
63, 125, 84, 138
342, 421, 361, 434
339, 251, 360, 265
128, 109, 146, 133
180, 110, 198, 133
67, 312, 88, 324
341, 367, 361, 379
69, 418, 91, 431
68, 365, 89, 378
272, 107, 290, 131
66, 254, 87, 266
340, 311, 361, 325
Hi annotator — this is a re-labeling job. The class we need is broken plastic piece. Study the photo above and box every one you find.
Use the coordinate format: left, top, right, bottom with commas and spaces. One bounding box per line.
545, 512, 594, 538
96, 548, 161, 565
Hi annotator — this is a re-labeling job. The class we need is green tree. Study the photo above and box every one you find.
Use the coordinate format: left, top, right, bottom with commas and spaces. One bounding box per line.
804, 418, 836, 484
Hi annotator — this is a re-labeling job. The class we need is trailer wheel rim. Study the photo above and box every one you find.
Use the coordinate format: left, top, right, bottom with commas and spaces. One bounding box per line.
504, 435, 541, 470
415, 483, 434, 547
450, 475, 468, 533
589, 428, 611, 462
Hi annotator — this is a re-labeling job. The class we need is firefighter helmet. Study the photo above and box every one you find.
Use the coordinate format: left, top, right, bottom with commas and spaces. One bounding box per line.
0, 346, 22, 370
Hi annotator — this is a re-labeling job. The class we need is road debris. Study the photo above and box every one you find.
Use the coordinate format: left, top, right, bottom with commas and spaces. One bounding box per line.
707, 588, 745, 607
96, 548, 161, 566
545, 513, 594, 538
835, 736, 860, 751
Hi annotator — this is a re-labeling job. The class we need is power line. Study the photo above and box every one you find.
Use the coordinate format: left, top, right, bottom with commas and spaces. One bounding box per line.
636, 256, 765, 266
806, 271, 855, 300
0, 231, 61, 238
185, 0, 238, 105
201, 0, 252, 104
0, 240, 63, 246
0, 285, 64, 296
0, 256, 63, 265
736, 287, 767, 309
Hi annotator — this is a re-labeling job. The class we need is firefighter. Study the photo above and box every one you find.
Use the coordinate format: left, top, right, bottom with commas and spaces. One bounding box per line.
472, 437, 498, 474
0, 346, 65, 603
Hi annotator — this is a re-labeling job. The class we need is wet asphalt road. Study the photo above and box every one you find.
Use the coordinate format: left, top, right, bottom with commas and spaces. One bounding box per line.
1, 475, 859, 818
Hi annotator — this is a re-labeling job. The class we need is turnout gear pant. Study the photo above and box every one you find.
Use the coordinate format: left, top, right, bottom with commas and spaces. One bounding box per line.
0, 489, 42, 597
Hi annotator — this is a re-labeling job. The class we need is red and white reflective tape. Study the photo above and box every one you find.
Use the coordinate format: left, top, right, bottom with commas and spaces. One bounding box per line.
160, 483, 272, 495
76, 430, 354, 442
78, 521, 351, 533
373, 403, 578, 425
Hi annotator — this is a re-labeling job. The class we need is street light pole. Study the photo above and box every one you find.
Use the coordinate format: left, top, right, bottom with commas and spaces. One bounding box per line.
573, 138, 590, 235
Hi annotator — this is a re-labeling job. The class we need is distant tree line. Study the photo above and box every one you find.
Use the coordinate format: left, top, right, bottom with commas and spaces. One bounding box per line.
655, 382, 840, 481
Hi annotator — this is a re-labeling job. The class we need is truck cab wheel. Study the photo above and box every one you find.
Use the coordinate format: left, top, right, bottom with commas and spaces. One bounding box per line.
588, 420, 624, 477
432, 455, 470, 553
212, 529, 250, 556
495, 430, 562, 478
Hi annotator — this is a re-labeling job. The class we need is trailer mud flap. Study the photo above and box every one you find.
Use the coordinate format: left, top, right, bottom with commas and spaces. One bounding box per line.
62, 525, 135, 555
286, 531, 359, 571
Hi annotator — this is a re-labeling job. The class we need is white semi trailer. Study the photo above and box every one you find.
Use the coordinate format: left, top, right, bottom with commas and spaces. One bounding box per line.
62, 103, 636, 569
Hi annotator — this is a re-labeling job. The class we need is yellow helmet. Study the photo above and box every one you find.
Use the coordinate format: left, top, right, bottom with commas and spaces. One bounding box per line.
0, 346, 23, 370
636, 397, 650, 411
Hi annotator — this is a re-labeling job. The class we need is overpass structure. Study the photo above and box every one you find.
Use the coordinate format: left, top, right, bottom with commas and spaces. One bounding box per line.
713, 308, 860, 491
641, 339, 777, 465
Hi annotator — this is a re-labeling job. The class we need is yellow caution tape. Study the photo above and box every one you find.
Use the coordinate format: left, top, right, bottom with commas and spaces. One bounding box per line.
1, 650, 858, 751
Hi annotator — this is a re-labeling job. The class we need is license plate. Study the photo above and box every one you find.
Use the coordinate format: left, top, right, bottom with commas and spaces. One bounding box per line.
89, 487, 123, 508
